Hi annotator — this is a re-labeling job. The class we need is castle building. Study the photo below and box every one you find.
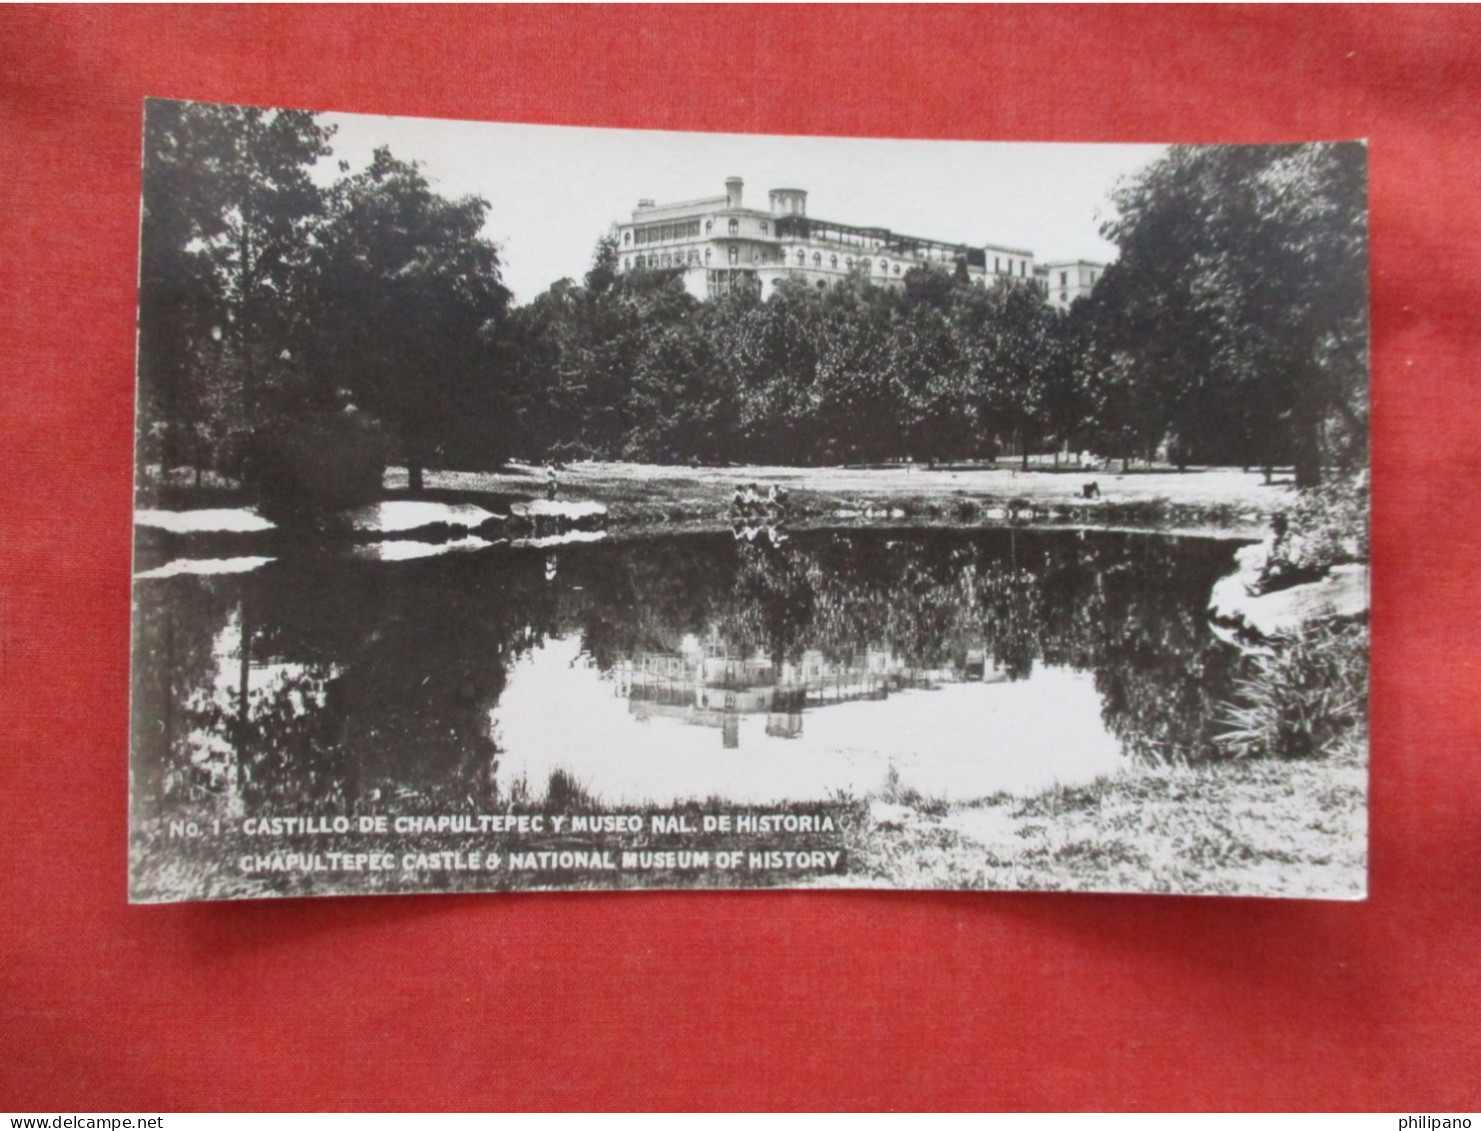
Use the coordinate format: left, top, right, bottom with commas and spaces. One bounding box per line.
613, 636, 1005, 749
1036, 259, 1107, 310
613, 177, 1068, 302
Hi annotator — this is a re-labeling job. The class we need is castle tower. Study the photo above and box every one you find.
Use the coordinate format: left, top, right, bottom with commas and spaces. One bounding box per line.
769, 188, 808, 216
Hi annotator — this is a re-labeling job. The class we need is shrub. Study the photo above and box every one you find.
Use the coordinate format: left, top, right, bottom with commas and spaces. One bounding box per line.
244, 409, 389, 518
1214, 618, 1368, 760
544, 767, 595, 809
1264, 473, 1369, 590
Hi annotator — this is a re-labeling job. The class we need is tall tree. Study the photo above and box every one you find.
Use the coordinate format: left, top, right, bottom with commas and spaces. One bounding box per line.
952, 281, 1060, 466
896, 274, 973, 462
1102, 143, 1368, 485
584, 230, 621, 295
137, 100, 334, 479
310, 148, 511, 488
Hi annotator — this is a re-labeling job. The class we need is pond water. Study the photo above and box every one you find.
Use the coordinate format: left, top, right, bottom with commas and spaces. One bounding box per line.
130, 527, 1244, 821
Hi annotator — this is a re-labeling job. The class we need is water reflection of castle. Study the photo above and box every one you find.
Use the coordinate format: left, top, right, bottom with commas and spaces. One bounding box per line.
612, 637, 1007, 748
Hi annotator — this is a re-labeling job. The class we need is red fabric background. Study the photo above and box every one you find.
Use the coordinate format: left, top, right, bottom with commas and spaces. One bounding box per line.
1, 5, 1477, 1112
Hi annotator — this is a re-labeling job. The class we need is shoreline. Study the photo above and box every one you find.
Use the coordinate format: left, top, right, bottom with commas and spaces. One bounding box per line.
391, 461, 1286, 539
137, 460, 1290, 542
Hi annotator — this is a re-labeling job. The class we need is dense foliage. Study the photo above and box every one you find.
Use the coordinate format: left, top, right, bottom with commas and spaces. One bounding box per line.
508, 259, 1075, 467
137, 101, 511, 502
1097, 143, 1369, 486
1264, 472, 1370, 589
1215, 619, 1368, 761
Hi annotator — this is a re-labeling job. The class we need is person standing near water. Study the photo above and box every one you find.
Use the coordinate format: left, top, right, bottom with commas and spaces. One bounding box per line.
546, 464, 559, 501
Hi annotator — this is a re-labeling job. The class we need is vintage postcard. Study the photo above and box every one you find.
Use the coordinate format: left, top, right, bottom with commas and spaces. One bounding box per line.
129, 100, 1369, 901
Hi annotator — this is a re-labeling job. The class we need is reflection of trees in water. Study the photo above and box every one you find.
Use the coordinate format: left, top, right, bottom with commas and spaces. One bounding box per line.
132, 574, 238, 820
249, 555, 551, 807
557, 530, 1240, 765
729, 534, 817, 666
134, 552, 560, 820
552, 538, 724, 671
1074, 538, 1239, 764
132, 529, 1243, 822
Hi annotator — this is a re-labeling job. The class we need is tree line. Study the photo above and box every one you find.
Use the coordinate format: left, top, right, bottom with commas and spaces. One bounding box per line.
137, 101, 1368, 501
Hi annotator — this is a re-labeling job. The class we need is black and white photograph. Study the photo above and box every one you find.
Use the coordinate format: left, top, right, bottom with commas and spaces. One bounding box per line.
129, 100, 1370, 903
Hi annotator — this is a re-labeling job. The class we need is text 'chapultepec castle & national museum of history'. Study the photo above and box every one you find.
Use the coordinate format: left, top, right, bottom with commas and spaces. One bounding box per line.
613, 177, 1105, 310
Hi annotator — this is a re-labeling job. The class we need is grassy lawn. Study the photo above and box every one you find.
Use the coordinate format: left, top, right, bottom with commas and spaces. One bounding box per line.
833, 742, 1367, 898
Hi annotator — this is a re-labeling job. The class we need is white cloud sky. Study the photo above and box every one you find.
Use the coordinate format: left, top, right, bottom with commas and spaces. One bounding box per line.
320, 109, 1166, 306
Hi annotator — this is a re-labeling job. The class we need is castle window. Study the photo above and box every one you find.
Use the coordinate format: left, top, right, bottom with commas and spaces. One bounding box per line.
995, 257, 1001, 273
830, 255, 837, 268
797, 250, 805, 266
705, 220, 712, 235
1060, 271, 1068, 286
623, 231, 631, 245
705, 248, 712, 264
845, 257, 853, 269
878, 259, 887, 271
728, 218, 739, 236
813, 253, 822, 267
624, 257, 631, 270
728, 245, 738, 265
760, 220, 768, 234
893, 264, 901, 275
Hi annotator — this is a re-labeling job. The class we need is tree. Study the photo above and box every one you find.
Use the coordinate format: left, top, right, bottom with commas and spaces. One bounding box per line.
584, 231, 621, 294
309, 148, 511, 488
137, 100, 334, 481
506, 278, 585, 457
722, 277, 824, 463
506, 248, 1089, 470
1102, 143, 1368, 485
952, 282, 1061, 467
1072, 269, 1169, 469
814, 281, 900, 463
896, 293, 972, 462
206, 106, 336, 424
